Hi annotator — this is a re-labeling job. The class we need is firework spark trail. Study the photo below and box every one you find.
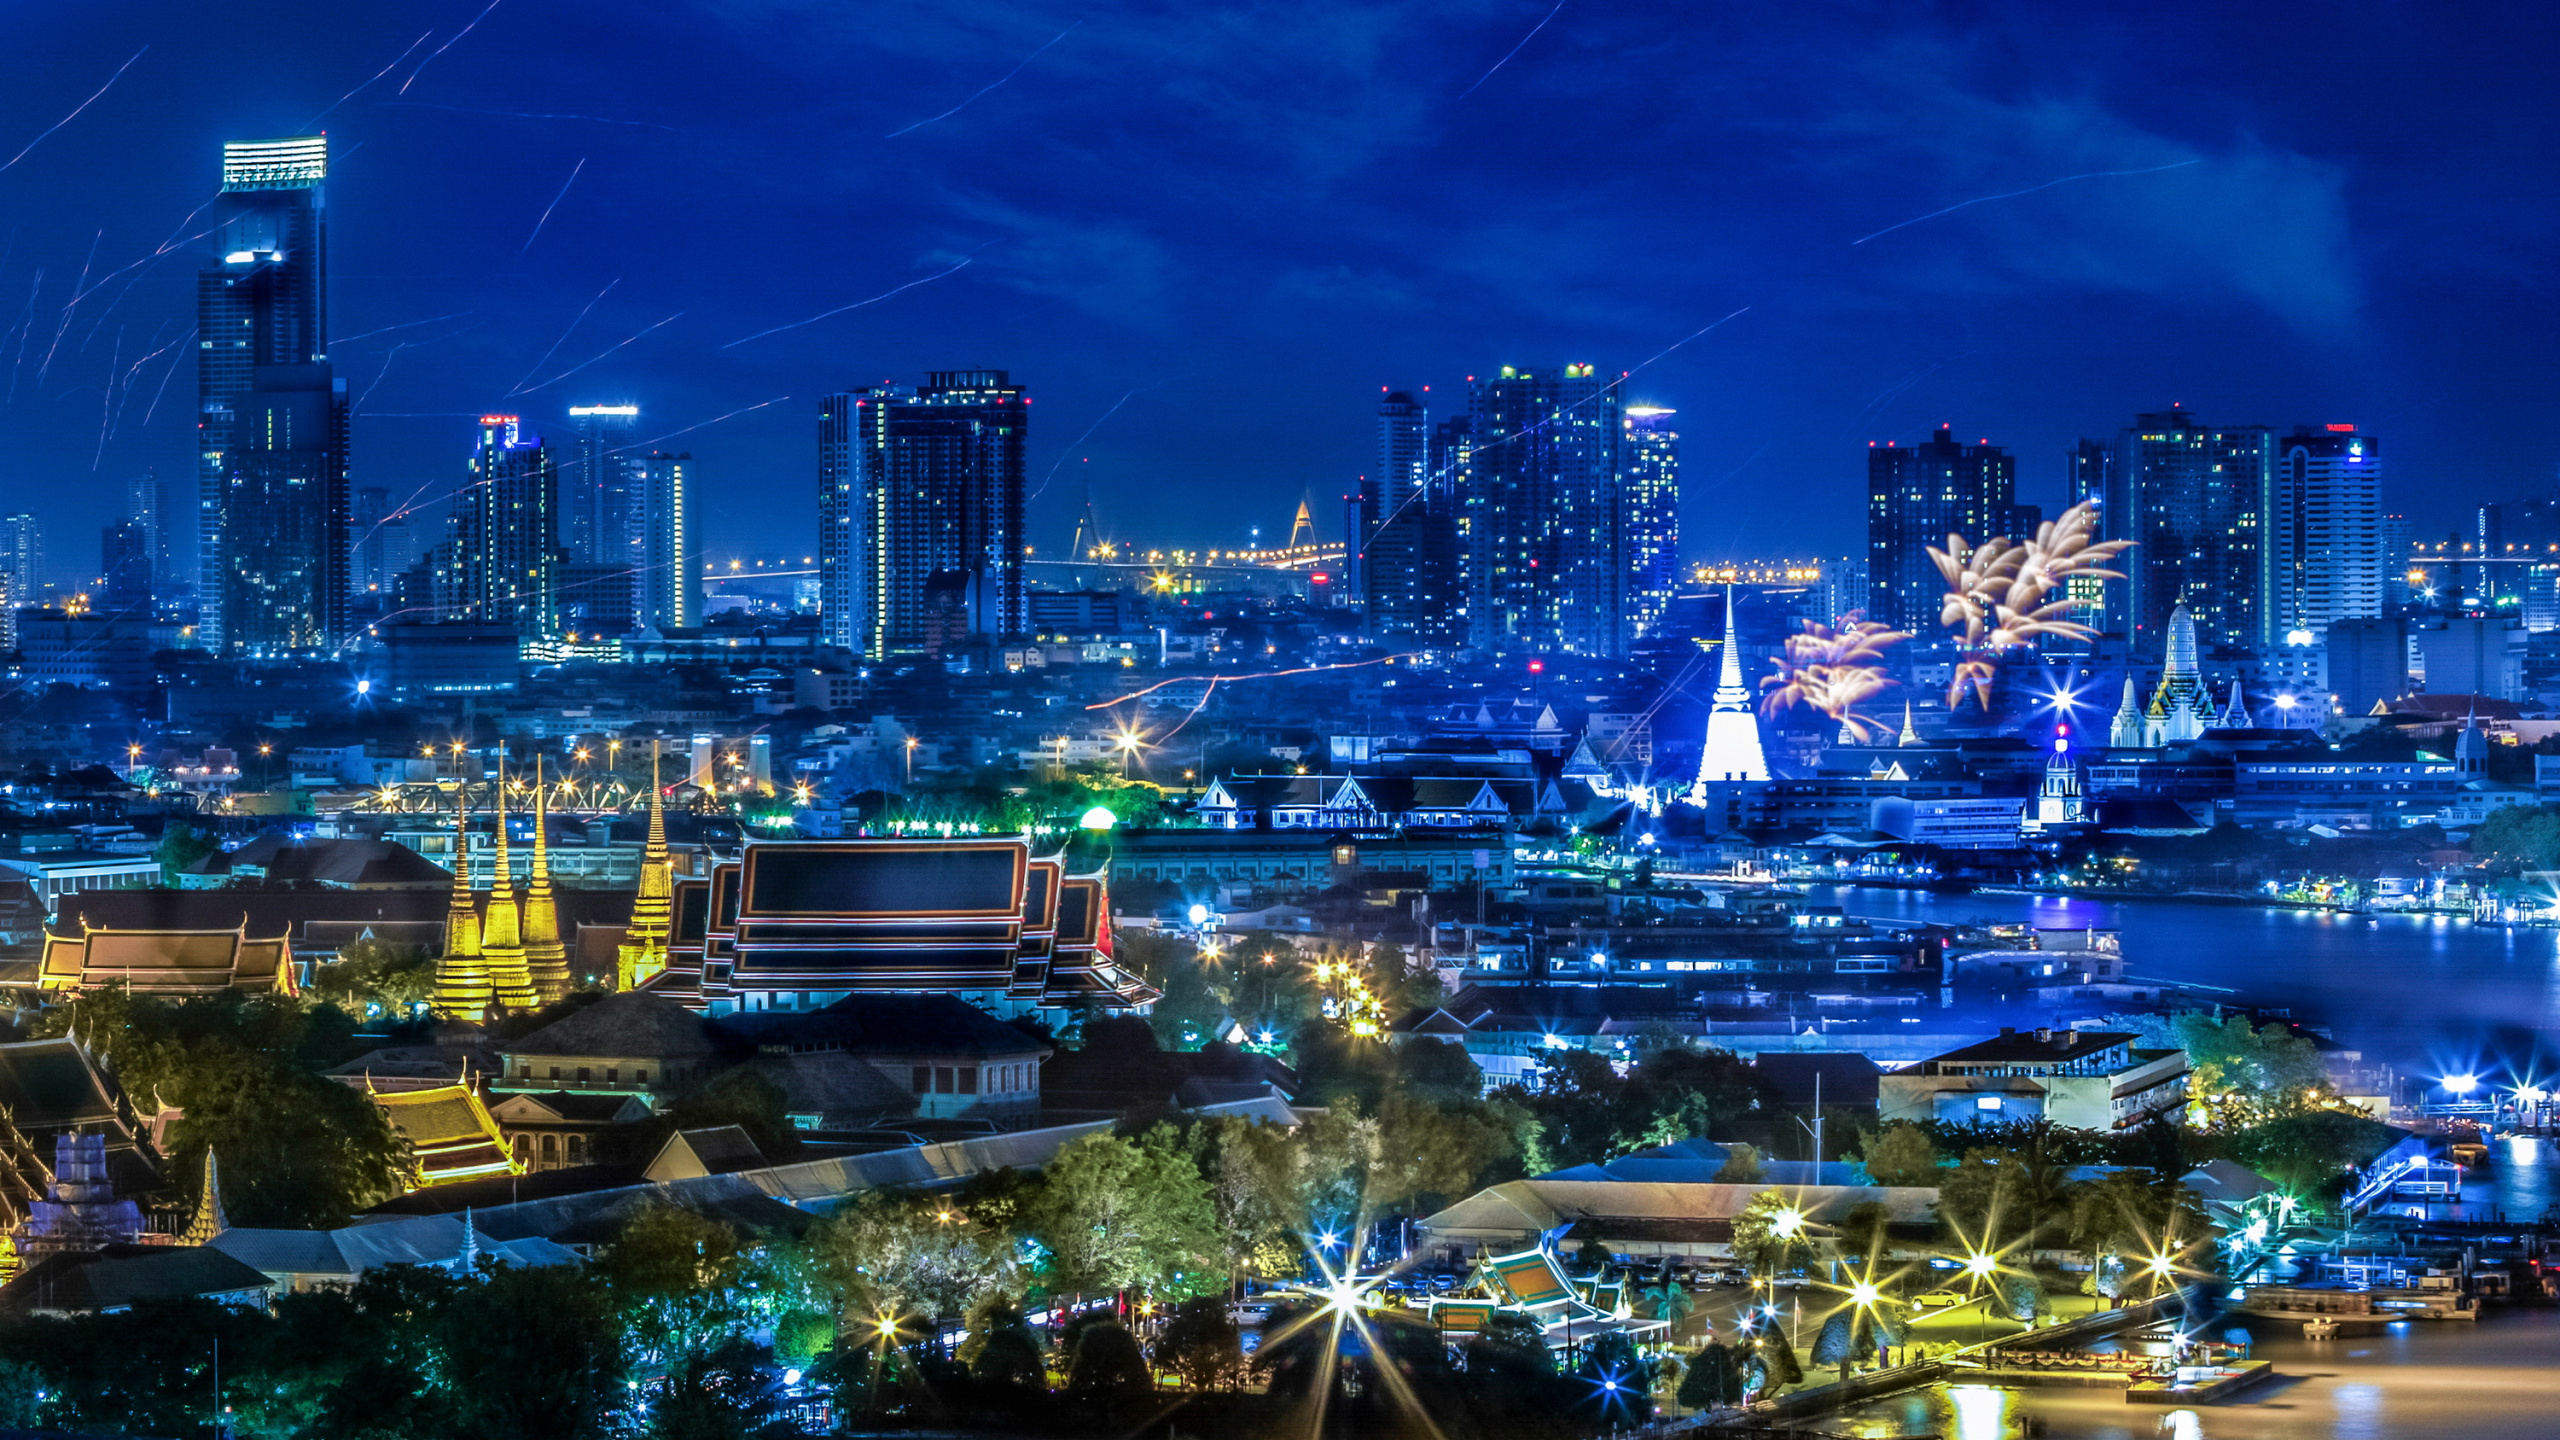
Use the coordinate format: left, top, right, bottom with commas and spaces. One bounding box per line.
138, 326, 195, 426
376, 100, 673, 129
401, 0, 509, 94
335, 310, 476, 347
302, 29, 435, 129
355, 344, 409, 413
73, 271, 155, 353
509, 278, 620, 393
886, 21, 1081, 138
91, 324, 124, 466
1850, 158, 2202, 246
1455, 0, 1566, 99
508, 311, 684, 397
36, 232, 101, 384
519, 158, 586, 253
106, 323, 182, 439
718, 258, 973, 349
0, 47, 147, 176
1028, 387, 1144, 503
5, 270, 43, 404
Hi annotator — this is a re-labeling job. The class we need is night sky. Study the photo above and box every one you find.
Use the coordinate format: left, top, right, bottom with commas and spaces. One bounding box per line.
2, 1, 2554, 591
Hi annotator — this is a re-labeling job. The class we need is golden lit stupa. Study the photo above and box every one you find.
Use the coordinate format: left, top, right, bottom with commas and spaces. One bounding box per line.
479, 767, 538, 1012
617, 742, 673, 991
431, 781, 491, 1020
523, 756, 571, 1003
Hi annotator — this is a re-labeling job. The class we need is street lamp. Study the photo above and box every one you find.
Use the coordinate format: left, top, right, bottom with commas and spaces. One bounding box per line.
904, 735, 918, 786
1963, 1252, 1998, 1343
1113, 727, 1143, 777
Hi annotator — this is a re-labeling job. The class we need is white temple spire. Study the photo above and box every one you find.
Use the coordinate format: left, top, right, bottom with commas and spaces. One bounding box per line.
1689, 585, 1770, 793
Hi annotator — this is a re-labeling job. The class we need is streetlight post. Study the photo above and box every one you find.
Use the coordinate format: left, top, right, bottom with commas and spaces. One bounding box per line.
1963, 1252, 1996, 1345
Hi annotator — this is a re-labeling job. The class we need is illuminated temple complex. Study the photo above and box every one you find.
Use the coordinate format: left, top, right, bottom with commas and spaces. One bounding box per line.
634, 838, 1156, 1016
423, 739, 1155, 1018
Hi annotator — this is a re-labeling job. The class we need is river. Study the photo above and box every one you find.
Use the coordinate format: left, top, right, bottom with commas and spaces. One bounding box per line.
1806, 885, 2560, 1072
1828, 1136, 2560, 1437
1831, 1305, 2560, 1440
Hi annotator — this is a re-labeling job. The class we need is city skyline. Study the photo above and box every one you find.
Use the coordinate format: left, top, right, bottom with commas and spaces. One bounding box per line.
0, 2, 2550, 586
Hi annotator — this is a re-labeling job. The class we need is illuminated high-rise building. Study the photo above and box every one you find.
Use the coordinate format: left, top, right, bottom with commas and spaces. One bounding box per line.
441, 415, 560, 641
1621, 407, 1680, 641
2062, 438, 2115, 619
1866, 426, 2027, 635
563, 404, 640, 565
1463, 364, 1624, 656
1359, 390, 1462, 650
2267, 426, 2385, 644
633, 451, 698, 632
2098, 408, 2272, 656
0, 514, 42, 608
828, 371, 1026, 658
817, 394, 856, 648
220, 363, 349, 653
197, 135, 337, 653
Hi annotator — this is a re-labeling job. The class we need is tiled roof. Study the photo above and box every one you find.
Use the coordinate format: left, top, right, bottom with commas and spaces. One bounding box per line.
371, 1084, 517, 1186
0, 1245, 273, 1315
505, 992, 718, 1060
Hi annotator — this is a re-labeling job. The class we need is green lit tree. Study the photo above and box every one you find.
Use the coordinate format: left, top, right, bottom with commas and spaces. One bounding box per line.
1024, 1127, 1221, 1300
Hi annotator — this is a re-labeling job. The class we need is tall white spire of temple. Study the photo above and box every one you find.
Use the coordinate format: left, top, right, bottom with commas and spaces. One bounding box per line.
2109, 673, 2146, 748
1691, 585, 1770, 792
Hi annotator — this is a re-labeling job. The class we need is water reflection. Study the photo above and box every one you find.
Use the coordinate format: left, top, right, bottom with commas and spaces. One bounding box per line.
2330, 1381, 2382, 1440
1947, 1384, 2007, 1440
1809, 885, 2560, 1054
1830, 1308, 2560, 1439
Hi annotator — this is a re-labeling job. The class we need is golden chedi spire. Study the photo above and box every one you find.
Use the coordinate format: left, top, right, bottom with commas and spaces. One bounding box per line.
618, 741, 674, 991
480, 766, 538, 1012
523, 755, 572, 1003
432, 781, 492, 1021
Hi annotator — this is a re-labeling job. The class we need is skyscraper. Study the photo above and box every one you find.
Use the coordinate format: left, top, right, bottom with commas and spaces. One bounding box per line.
829, 371, 1026, 658
2099, 408, 2272, 656
1621, 407, 1680, 642
99, 520, 152, 617
2266, 425, 2386, 643
197, 135, 337, 653
440, 415, 559, 641
121, 472, 160, 606
1359, 391, 1462, 650
1463, 365, 1623, 656
1866, 426, 2025, 634
221, 363, 349, 653
353, 485, 411, 601
0, 514, 42, 608
2062, 438, 2116, 618
633, 451, 698, 632
816, 394, 856, 649
562, 404, 640, 564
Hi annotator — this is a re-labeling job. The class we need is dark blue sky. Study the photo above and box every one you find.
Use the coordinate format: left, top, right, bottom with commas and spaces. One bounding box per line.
3, 0, 2554, 591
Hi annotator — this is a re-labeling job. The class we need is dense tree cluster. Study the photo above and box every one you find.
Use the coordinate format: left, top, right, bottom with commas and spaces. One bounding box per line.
29, 989, 404, 1226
